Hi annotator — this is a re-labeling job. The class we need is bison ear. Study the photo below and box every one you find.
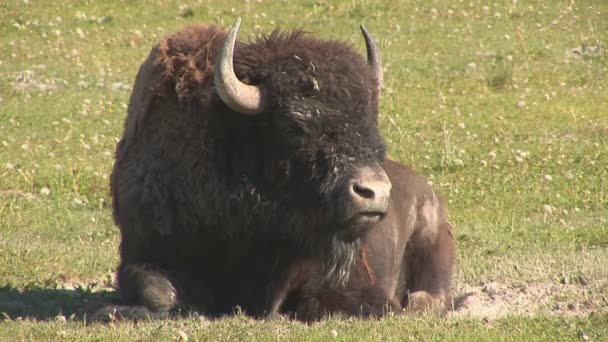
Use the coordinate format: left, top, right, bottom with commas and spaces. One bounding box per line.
360, 25, 383, 94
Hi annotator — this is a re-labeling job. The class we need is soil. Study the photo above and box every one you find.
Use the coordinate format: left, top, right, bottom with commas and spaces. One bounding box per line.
449, 281, 607, 319
2, 277, 605, 321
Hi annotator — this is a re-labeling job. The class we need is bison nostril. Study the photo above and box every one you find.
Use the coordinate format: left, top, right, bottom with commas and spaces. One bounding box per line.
353, 183, 375, 200
347, 166, 392, 217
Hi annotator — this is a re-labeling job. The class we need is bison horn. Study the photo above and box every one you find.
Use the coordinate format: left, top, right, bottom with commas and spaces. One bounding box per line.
360, 25, 383, 92
215, 18, 265, 115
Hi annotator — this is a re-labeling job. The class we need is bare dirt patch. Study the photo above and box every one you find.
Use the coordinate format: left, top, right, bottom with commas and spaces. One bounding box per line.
3, 275, 606, 321
449, 281, 607, 319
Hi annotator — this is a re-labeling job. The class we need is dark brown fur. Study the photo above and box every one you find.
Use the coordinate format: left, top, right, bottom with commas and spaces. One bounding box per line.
263, 160, 454, 321
107, 24, 454, 321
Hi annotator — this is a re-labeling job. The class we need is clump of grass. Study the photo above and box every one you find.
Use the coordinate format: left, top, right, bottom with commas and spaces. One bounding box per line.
486, 55, 513, 90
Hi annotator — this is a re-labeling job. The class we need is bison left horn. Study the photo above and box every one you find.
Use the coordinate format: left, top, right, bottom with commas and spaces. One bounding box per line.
360, 25, 383, 92
215, 18, 265, 115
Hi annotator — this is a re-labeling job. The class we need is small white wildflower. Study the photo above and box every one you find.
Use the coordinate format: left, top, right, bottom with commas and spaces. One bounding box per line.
76, 28, 85, 39
480, 160, 488, 167
515, 156, 524, 163
543, 204, 554, 214
488, 151, 497, 159
330, 330, 338, 337
111, 82, 125, 91
40, 187, 51, 196
517, 101, 526, 108
457, 122, 466, 129
73, 198, 83, 205
544, 174, 553, 181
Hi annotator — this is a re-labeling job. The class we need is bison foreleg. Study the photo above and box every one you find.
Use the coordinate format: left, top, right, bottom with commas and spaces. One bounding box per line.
295, 281, 401, 322
117, 264, 180, 312
403, 222, 454, 313
90, 263, 180, 322
264, 258, 317, 317
116, 263, 213, 317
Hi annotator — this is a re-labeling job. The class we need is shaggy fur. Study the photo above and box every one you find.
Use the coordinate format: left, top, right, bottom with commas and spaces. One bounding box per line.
109, 24, 454, 321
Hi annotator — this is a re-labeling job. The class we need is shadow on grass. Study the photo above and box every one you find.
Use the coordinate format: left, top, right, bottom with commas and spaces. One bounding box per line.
0, 285, 120, 321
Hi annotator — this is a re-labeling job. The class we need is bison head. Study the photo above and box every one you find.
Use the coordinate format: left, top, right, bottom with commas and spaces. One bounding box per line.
214, 19, 391, 286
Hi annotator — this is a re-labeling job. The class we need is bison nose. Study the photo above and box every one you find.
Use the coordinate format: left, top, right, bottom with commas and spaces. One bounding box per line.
349, 166, 391, 215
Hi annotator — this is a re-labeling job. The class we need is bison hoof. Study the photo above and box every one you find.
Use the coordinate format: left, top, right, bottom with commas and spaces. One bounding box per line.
90, 305, 171, 322
405, 291, 446, 314
140, 279, 179, 312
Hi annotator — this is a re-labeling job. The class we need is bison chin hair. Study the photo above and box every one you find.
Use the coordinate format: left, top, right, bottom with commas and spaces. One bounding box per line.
321, 235, 361, 288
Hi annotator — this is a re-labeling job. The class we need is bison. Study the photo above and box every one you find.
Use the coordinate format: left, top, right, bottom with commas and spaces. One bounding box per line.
106, 19, 454, 321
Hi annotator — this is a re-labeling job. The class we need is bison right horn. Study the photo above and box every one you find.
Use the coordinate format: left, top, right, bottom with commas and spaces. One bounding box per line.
215, 18, 265, 115
360, 25, 383, 93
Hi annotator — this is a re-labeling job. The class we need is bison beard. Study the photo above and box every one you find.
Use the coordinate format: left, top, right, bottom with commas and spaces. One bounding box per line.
322, 237, 360, 288
103, 19, 455, 322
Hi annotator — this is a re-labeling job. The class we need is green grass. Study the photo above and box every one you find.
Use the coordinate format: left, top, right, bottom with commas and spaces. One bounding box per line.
1, 0, 607, 340
1, 313, 607, 341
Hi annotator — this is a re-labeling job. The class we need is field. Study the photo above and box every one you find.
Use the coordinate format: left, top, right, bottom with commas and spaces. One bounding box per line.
1, 0, 607, 340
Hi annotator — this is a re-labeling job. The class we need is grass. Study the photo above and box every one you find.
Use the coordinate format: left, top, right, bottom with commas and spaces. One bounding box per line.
1, 0, 607, 340
1, 314, 607, 341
